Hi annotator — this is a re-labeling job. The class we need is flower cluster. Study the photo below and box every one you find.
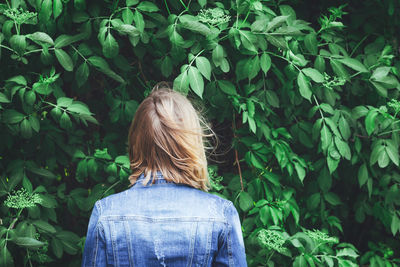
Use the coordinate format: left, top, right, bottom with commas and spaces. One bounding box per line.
3, 8, 37, 25
387, 99, 400, 117
4, 188, 42, 209
305, 229, 339, 244
323, 73, 346, 90
197, 8, 230, 26
257, 229, 286, 253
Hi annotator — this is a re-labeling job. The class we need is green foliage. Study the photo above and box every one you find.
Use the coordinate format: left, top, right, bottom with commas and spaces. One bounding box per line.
0, 0, 400, 266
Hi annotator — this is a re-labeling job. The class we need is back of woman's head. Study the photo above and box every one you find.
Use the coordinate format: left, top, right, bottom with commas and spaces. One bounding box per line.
128, 83, 210, 191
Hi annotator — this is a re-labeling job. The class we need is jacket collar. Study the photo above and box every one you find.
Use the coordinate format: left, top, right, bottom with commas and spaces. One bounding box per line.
135, 171, 174, 185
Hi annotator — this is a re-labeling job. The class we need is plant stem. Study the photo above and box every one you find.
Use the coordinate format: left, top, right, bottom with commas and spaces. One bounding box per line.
163, 0, 171, 15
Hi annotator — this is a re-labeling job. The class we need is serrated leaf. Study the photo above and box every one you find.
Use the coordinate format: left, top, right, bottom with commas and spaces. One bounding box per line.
218, 80, 237, 95
365, 110, 378, 136
53, 0, 63, 19
188, 66, 204, 98
20, 119, 32, 139
239, 191, 253, 212
302, 68, 324, 83
297, 71, 312, 101
3, 109, 25, 124
195, 57, 211, 81
137, 1, 159, 12
0, 92, 10, 103
304, 33, 318, 55
55, 49, 73, 71
173, 71, 189, 95
76, 62, 89, 87
260, 53, 271, 74
102, 33, 119, 58
28, 32, 54, 45
339, 116, 351, 140
13, 237, 45, 248
334, 136, 351, 160
338, 57, 368, 73
358, 163, 368, 187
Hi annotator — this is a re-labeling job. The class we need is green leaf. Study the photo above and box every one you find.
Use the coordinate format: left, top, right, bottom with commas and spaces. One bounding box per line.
3, 109, 25, 124
126, 0, 139, 6
28, 116, 40, 132
212, 45, 224, 67
20, 119, 32, 139
304, 33, 318, 55
60, 112, 72, 129
239, 191, 253, 212
386, 140, 399, 166
195, 57, 211, 81
133, 10, 145, 32
260, 53, 271, 74
54, 34, 84, 48
188, 66, 204, 98
365, 110, 378, 136
297, 71, 312, 101
391, 213, 400, 236
6, 75, 27, 86
370, 144, 384, 166
239, 30, 257, 53
377, 149, 389, 168
76, 62, 89, 87
334, 136, 351, 160
339, 116, 351, 140
307, 193, 320, 210
302, 68, 324, 83
161, 56, 172, 77
29, 167, 57, 179
324, 192, 342, 205
122, 8, 134, 24
115, 24, 140, 37
67, 103, 92, 115
102, 33, 119, 58
24, 91, 36, 106
13, 237, 45, 249
88, 56, 124, 83
32, 220, 56, 234
9, 35, 27, 55
55, 49, 74, 71
266, 15, 289, 32
57, 97, 73, 108
180, 15, 211, 36
39, 0, 53, 21
51, 238, 63, 258
320, 124, 332, 151
173, 71, 189, 95
330, 59, 349, 80
137, 1, 159, 12
0, 246, 14, 266
53, 0, 63, 19
358, 164, 368, 187
0, 92, 10, 103
218, 80, 237, 95
28, 32, 54, 45
338, 57, 368, 73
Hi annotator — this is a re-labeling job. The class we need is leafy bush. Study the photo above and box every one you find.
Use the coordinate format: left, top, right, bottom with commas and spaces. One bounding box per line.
0, 0, 399, 266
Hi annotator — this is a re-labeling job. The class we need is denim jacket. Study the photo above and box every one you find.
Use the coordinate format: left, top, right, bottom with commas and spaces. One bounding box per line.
82, 172, 247, 266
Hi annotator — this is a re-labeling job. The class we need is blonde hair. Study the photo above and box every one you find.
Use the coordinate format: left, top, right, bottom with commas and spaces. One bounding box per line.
128, 83, 210, 191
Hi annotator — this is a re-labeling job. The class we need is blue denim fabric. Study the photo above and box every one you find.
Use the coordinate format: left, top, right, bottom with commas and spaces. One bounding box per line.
82, 172, 247, 267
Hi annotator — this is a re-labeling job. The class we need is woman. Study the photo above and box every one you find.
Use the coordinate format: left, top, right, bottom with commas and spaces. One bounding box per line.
82, 84, 247, 266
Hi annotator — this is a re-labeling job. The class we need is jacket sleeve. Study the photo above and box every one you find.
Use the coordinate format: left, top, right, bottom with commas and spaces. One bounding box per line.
214, 201, 247, 267
82, 200, 107, 267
